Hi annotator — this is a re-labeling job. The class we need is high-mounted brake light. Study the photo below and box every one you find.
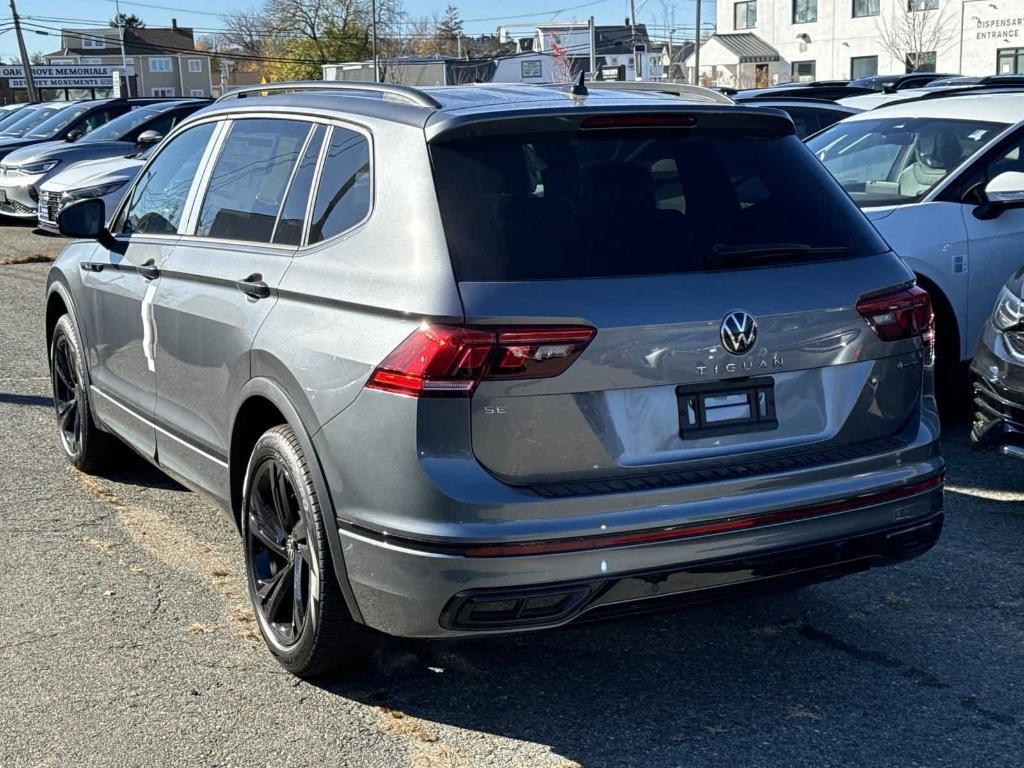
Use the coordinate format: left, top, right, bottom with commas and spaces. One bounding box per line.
857, 286, 934, 355
581, 114, 697, 130
366, 324, 596, 397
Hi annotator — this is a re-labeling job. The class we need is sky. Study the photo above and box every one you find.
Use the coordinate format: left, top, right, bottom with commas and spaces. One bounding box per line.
4, 0, 714, 61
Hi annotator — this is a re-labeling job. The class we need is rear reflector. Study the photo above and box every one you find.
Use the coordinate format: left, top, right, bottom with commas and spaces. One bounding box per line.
456, 473, 944, 557
857, 286, 934, 352
366, 323, 595, 398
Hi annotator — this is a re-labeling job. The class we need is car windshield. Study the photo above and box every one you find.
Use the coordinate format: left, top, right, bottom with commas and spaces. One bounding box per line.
430, 124, 888, 281
806, 117, 1005, 207
80, 107, 158, 143
25, 103, 92, 139
0, 106, 30, 131
0, 104, 65, 137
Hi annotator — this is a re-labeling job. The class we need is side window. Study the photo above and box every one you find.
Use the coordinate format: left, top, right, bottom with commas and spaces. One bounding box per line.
139, 110, 185, 141
308, 126, 371, 245
123, 122, 216, 235
273, 125, 325, 246
79, 105, 125, 135
195, 118, 310, 243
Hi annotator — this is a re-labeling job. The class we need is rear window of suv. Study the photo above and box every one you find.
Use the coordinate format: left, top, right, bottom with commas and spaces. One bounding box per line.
429, 124, 889, 281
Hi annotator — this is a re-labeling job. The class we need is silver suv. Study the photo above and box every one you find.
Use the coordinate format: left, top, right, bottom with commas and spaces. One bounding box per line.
46, 82, 945, 677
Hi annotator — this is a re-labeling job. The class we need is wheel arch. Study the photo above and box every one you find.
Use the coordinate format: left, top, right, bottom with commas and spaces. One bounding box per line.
230, 378, 364, 623
914, 271, 962, 362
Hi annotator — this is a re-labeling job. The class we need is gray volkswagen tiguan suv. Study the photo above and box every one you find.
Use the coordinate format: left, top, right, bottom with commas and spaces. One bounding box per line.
46, 81, 944, 677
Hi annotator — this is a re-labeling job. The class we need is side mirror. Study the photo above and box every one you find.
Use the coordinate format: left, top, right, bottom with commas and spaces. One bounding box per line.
975, 171, 1024, 220
57, 198, 114, 248
65, 128, 84, 142
136, 130, 162, 146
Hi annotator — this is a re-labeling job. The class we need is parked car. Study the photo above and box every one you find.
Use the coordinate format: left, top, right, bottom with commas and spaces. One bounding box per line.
46, 81, 944, 677
971, 266, 1024, 450
806, 90, 1024, 394
0, 100, 207, 221
848, 73, 956, 93
739, 98, 861, 138
0, 98, 173, 170
734, 81, 875, 102
37, 147, 152, 233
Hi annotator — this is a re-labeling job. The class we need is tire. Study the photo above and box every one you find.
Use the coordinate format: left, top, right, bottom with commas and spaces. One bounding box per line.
241, 424, 377, 677
49, 314, 117, 473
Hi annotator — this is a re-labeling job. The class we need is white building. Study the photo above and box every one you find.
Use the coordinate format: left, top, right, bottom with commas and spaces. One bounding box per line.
686, 0, 1024, 87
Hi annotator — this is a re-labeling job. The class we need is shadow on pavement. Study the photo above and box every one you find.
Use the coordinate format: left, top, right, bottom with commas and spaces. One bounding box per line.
0, 392, 53, 408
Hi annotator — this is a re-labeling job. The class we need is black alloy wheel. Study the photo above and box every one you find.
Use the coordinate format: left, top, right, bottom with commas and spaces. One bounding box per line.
51, 331, 82, 457
246, 457, 313, 648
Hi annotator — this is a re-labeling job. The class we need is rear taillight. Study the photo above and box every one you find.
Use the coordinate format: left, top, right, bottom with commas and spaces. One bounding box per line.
366, 324, 595, 397
857, 286, 934, 351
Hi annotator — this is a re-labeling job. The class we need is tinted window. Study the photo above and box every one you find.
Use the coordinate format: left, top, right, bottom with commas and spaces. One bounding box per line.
807, 117, 1003, 207
1, 105, 64, 137
430, 126, 889, 281
123, 122, 215, 235
0, 105, 31, 132
24, 104, 93, 139
273, 125, 325, 246
307, 127, 371, 244
195, 118, 310, 243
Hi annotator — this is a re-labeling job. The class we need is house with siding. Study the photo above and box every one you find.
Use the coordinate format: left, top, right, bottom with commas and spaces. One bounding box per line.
44, 20, 214, 97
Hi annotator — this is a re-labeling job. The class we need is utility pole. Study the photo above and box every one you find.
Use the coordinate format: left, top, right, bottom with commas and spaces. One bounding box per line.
667, 28, 673, 82
629, 0, 640, 80
588, 15, 596, 77
9, 0, 38, 103
371, 0, 379, 82
112, 0, 131, 96
694, 0, 701, 85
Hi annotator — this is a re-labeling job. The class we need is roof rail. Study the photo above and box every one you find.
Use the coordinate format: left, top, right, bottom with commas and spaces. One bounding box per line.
215, 81, 442, 109
901, 83, 1024, 103
585, 80, 734, 104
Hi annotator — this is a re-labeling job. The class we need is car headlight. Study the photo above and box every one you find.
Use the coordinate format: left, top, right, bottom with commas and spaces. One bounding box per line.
992, 286, 1024, 332
15, 160, 60, 175
65, 180, 128, 200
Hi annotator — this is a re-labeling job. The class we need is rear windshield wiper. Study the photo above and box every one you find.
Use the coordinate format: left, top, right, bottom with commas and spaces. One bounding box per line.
709, 243, 850, 269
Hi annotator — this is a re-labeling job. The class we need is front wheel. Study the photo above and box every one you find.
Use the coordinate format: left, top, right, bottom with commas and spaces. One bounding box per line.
241, 424, 377, 677
49, 314, 116, 473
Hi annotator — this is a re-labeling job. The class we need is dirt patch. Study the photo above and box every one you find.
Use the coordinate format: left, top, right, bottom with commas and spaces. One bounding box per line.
72, 468, 260, 643
0, 253, 54, 266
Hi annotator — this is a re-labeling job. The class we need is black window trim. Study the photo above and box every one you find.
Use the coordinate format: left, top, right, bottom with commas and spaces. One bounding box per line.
734, 0, 757, 29
298, 121, 375, 251
851, 0, 879, 17
111, 115, 224, 242
792, 0, 818, 24
139, 112, 375, 252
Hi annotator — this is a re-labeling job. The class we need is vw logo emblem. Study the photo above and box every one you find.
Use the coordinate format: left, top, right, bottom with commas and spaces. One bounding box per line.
720, 311, 758, 355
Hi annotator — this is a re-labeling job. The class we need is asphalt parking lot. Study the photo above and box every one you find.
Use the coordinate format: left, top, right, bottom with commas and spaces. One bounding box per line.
2, 223, 1023, 767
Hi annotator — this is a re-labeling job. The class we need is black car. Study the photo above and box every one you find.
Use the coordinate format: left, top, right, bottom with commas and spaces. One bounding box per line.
734, 80, 875, 102
971, 267, 1024, 450
0, 98, 177, 162
741, 98, 860, 138
848, 73, 956, 92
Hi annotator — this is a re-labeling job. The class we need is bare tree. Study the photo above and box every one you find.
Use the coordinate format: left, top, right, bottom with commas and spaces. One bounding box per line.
877, 3, 958, 73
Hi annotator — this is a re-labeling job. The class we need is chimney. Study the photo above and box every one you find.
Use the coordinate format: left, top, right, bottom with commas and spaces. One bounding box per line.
172, 18, 178, 30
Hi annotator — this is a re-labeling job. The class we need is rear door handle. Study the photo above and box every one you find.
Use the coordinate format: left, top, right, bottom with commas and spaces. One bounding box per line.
137, 260, 160, 280
236, 273, 271, 300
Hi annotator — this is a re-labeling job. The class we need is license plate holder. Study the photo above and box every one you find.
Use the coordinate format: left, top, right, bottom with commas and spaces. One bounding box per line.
677, 377, 778, 439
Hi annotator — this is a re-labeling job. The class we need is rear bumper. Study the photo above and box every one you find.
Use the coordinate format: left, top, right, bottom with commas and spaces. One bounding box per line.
338, 477, 943, 638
